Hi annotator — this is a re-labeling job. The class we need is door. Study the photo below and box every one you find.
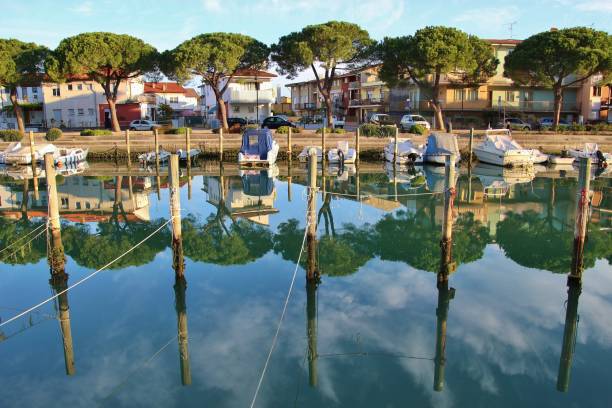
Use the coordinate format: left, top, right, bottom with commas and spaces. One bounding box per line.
52, 109, 62, 126
104, 109, 111, 129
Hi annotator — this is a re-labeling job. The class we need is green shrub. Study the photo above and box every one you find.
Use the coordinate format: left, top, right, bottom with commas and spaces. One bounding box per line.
358, 124, 396, 137
315, 127, 345, 134
276, 125, 301, 134
568, 123, 587, 132
46, 127, 62, 141
245, 124, 259, 130
0, 130, 23, 141
81, 129, 112, 136
409, 124, 427, 135
589, 123, 612, 132
164, 127, 190, 135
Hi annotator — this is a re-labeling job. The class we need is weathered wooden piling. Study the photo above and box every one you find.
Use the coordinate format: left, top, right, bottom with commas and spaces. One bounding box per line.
174, 275, 191, 386
307, 275, 318, 387
441, 154, 457, 267
393, 126, 399, 164
45, 153, 64, 275
288, 126, 292, 157
125, 129, 131, 167
169, 154, 184, 278
287, 158, 293, 202
28, 131, 39, 200
321, 127, 326, 163
307, 148, 318, 282
186, 128, 192, 200
569, 157, 591, 281
355, 126, 360, 162
49, 273, 75, 376
557, 279, 581, 392
433, 279, 454, 391
219, 127, 224, 162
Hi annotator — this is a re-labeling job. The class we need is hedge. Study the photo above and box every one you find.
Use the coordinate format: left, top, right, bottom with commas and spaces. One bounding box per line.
164, 127, 191, 135
0, 130, 23, 141
276, 126, 301, 134
409, 124, 427, 135
81, 129, 112, 136
358, 124, 396, 137
46, 127, 63, 141
315, 127, 345, 134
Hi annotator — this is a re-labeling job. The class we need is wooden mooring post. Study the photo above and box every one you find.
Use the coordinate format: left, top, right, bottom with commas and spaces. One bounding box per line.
45, 153, 64, 275
154, 128, 161, 201
219, 127, 224, 162
288, 126, 292, 157
28, 131, 39, 200
569, 157, 591, 281
125, 129, 131, 167
355, 126, 360, 163
186, 128, 192, 200
393, 125, 399, 164
321, 127, 326, 163
306, 148, 319, 387
557, 278, 581, 392
174, 275, 191, 386
287, 158, 293, 202
169, 154, 184, 279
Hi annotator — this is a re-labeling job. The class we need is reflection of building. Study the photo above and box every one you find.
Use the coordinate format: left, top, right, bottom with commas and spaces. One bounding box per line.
202, 170, 278, 225
0, 177, 153, 222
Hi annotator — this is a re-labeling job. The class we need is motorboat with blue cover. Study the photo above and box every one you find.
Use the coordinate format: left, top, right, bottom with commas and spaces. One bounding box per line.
238, 128, 279, 166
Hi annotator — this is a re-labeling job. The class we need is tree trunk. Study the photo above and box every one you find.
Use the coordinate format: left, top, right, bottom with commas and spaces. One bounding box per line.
216, 95, 228, 130
106, 97, 121, 132
324, 96, 333, 128
553, 86, 563, 130
9, 87, 25, 135
432, 100, 446, 132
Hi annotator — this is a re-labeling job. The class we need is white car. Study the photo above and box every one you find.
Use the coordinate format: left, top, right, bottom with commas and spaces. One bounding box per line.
129, 119, 161, 131
400, 114, 431, 131
332, 116, 345, 128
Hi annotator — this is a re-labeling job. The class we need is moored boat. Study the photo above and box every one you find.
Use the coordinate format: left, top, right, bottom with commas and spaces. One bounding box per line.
55, 148, 88, 166
298, 147, 323, 162
473, 129, 533, 167
327, 141, 357, 164
567, 143, 610, 166
423, 132, 460, 164
0, 142, 22, 164
4, 143, 58, 165
238, 128, 279, 166
176, 148, 201, 161
384, 138, 424, 164
138, 149, 171, 164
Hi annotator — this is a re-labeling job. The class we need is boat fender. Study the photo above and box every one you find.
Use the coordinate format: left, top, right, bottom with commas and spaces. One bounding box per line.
56, 161, 63, 168
596, 150, 607, 167
338, 150, 345, 170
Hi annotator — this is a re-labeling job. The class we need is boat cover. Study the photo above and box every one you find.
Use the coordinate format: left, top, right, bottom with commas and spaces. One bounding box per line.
485, 134, 523, 151
242, 170, 274, 196
424, 133, 460, 156
584, 143, 599, 154
240, 129, 274, 160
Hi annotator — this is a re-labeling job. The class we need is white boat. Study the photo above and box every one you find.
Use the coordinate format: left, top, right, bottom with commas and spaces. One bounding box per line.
384, 138, 424, 164
423, 132, 460, 164
549, 154, 575, 165
473, 129, 533, 167
385, 162, 426, 187
4, 143, 58, 165
473, 163, 536, 197
298, 147, 323, 162
55, 147, 88, 166
0, 142, 22, 164
327, 141, 357, 164
531, 149, 549, 164
567, 143, 610, 165
138, 149, 171, 164
176, 148, 201, 161
238, 128, 279, 166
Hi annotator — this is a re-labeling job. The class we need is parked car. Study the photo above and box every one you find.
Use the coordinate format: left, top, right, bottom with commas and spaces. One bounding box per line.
538, 117, 570, 129
400, 114, 431, 131
332, 116, 345, 129
262, 116, 296, 129
227, 117, 247, 127
497, 117, 532, 131
369, 113, 394, 125
129, 120, 161, 131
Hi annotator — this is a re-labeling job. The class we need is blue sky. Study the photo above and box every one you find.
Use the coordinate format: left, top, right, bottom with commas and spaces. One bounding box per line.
2, 0, 610, 91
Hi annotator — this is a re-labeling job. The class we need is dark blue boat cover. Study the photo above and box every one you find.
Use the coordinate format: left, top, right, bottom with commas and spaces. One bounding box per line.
240, 129, 274, 160
242, 170, 274, 196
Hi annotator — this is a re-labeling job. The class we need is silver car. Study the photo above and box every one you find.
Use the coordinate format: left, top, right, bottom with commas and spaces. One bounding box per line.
129, 120, 160, 131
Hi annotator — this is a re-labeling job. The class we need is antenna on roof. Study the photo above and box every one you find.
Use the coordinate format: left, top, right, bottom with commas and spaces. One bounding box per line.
505, 21, 518, 39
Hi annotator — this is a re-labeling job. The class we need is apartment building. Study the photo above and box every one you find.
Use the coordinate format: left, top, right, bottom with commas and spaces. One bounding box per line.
287, 39, 607, 126
0, 84, 44, 130
142, 82, 200, 120
200, 69, 277, 122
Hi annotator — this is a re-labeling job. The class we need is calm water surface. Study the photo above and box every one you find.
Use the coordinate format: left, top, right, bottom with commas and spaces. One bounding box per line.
0, 162, 610, 407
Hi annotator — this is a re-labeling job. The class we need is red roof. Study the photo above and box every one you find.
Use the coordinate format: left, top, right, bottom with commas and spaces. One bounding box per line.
184, 88, 199, 98
234, 69, 277, 78
485, 39, 523, 45
144, 82, 187, 94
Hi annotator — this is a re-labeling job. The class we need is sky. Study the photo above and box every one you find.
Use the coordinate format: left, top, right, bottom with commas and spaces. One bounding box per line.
1, 0, 611, 93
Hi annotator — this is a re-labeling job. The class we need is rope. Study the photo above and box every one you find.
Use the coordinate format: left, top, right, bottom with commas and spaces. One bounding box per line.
0, 217, 174, 329
321, 190, 445, 200
249, 203, 311, 408
0, 223, 47, 255
1, 226, 47, 263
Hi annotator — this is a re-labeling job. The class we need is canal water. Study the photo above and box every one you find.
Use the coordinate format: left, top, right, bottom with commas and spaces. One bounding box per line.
0, 162, 610, 407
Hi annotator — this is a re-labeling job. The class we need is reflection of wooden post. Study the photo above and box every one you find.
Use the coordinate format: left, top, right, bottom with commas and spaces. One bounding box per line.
28, 131, 39, 200
570, 157, 591, 281
219, 127, 224, 162
321, 126, 326, 163
393, 126, 399, 164
557, 279, 581, 392
169, 154, 183, 278
288, 127, 292, 157
186, 128, 192, 200
125, 129, 131, 167
50, 274, 75, 376
433, 279, 454, 391
355, 127, 360, 162
306, 278, 318, 387
356, 161, 360, 201
307, 149, 318, 282
128, 176, 134, 208
45, 153, 64, 275
154, 129, 160, 168
287, 158, 292, 202
441, 154, 456, 255
174, 276, 191, 386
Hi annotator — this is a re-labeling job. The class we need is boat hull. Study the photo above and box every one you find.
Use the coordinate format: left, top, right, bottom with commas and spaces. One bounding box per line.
473, 147, 533, 167
549, 156, 575, 165
238, 141, 279, 166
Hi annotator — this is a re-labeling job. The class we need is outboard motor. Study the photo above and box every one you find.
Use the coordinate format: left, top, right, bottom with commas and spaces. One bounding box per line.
596, 150, 607, 168
408, 152, 419, 163
338, 150, 345, 173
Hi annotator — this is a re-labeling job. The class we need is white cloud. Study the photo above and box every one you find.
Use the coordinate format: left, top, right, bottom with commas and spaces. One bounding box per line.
71, 1, 94, 16
576, 1, 612, 12
454, 6, 520, 27
202, 0, 222, 12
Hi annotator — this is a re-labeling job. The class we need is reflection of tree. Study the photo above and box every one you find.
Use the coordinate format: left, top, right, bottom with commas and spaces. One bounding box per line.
0, 218, 47, 265
62, 220, 171, 269
497, 211, 612, 273
181, 214, 272, 265
375, 210, 489, 272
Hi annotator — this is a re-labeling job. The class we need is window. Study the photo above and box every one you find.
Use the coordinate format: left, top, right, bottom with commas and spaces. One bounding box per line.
593, 86, 602, 97
78, 108, 84, 116
232, 105, 240, 113
454, 89, 464, 101
52, 88, 60, 96
67, 84, 73, 91
248, 106, 254, 113
466, 89, 478, 101
85, 202, 91, 209
76, 202, 81, 210
88, 108, 94, 116
169, 96, 179, 103
505, 91, 515, 102
88, 84, 93, 91
77, 84, 83, 90
68, 109, 75, 116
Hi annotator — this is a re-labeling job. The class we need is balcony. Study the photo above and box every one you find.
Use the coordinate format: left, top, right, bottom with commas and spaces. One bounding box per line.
229, 89, 275, 104
349, 97, 389, 107
348, 81, 360, 90
411, 99, 579, 113
293, 102, 318, 110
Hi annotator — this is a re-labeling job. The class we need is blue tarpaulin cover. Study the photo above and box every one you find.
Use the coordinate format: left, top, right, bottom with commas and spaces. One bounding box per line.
240, 129, 274, 160
242, 170, 274, 196
424, 133, 460, 157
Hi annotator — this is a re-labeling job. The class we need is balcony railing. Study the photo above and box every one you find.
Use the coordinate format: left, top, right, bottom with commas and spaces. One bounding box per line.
293, 102, 318, 110
410, 99, 579, 112
229, 89, 275, 104
349, 97, 389, 107
348, 81, 360, 90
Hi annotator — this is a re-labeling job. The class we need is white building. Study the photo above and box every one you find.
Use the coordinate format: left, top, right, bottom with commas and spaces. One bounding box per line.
142, 82, 200, 120
200, 69, 277, 122
0, 85, 44, 130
